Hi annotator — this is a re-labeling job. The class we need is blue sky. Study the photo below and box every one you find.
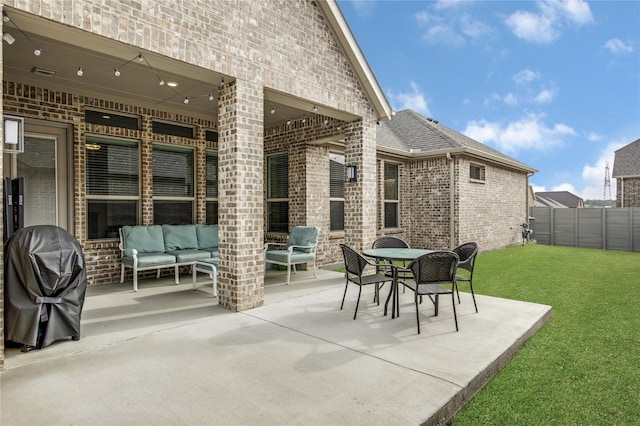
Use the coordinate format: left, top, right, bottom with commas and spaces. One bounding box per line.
337, 0, 640, 200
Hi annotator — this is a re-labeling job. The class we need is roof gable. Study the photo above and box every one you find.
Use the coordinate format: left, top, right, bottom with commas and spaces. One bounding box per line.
612, 138, 640, 177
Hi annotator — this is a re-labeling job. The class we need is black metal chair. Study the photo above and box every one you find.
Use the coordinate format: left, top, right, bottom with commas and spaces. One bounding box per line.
372, 236, 411, 297
372, 236, 410, 249
398, 251, 460, 334
452, 242, 479, 313
339, 244, 393, 320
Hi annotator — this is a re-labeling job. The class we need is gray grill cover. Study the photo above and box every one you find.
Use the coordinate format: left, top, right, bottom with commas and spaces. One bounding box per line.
4, 225, 86, 349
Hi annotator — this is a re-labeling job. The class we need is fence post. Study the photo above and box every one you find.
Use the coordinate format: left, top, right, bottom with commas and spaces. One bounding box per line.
602, 208, 606, 250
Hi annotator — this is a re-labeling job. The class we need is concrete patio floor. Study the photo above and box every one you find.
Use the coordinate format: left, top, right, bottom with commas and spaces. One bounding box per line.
1, 267, 551, 425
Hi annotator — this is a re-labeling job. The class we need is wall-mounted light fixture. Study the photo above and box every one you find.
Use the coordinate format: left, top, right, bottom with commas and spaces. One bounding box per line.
3, 115, 24, 154
346, 165, 357, 183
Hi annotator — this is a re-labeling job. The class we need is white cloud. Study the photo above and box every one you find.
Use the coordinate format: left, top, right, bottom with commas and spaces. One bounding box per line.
556, 0, 594, 25
463, 114, 576, 154
503, 92, 518, 106
579, 140, 625, 199
424, 24, 466, 46
533, 89, 556, 104
506, 11, 558, 43
531, 184, 547, 193
349, 0, 375, 18
415, 7, 495, 47
551, 182, 577, 192
460, 14, 495, 40
585, 132, 602, 141
433, 0, 466, 10
513, 69, 541, 84
506, 0, 593, 44
387, 81, 431, 116
604, 38, 633, 55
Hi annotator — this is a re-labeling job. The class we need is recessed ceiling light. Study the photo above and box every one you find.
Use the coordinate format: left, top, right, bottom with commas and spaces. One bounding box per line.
167, 81, 178, 87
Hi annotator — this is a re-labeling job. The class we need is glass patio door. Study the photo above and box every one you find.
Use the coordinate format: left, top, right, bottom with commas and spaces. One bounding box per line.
3, 120, 72, 231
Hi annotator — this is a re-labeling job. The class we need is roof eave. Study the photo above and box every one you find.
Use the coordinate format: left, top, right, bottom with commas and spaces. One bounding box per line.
376, 145, 537, 174
317, 0, 392, 122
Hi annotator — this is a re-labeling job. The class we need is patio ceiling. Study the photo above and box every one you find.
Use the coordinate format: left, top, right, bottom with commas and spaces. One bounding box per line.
2, 8, 329, 127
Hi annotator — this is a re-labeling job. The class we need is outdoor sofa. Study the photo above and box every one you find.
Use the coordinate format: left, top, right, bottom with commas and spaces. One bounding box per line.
119, 224, 218, 292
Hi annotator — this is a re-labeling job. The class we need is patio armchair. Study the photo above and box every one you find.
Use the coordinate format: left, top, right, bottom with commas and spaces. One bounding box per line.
264, 226, 320, 285
339, 244, 394, 320
452, 242, 479, 313
397, 251, 460, 334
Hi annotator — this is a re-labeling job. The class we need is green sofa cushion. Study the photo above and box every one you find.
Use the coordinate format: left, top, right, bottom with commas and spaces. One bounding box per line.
168, 249, 212, 263
287, 226, 319, 253
122, 225, 165, 254
265, 250, 316, 264
196, 224, 218, 249
162, 225, 198, 251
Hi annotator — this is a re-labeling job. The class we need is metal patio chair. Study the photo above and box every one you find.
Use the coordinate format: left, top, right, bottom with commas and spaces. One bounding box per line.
398, 251, 460, 334
452, 242, 479, 313
339, 244, 394, 320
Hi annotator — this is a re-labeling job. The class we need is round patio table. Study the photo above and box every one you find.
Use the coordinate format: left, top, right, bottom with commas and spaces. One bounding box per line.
362, 248, 433, 318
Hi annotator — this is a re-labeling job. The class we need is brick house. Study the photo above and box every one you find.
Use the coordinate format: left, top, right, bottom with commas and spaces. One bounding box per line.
0, 0, 394, 367
613, 138, 640, 207
0, 1, 534, 366
375, 109, 536, 252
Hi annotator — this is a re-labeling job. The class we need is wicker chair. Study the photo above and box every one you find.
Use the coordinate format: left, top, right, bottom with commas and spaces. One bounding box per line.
398, 251, 460, 334
339, 244, 393, 320
452, 242, 479, 313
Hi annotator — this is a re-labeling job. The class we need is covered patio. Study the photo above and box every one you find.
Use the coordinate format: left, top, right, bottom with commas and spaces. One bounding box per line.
2, 271, 551, 425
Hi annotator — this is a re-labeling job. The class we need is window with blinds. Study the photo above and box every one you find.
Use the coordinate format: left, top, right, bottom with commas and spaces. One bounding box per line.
85, 136, 139, 239
330, 154, 345, 231
267, 153, 288, 232
152, 144, 195, 224
470, 163, 486, 182
384, 163, 399, 228
206, 151, 218, 224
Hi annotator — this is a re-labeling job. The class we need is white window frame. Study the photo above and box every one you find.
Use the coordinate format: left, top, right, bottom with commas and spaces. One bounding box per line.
470, 162, 486, 183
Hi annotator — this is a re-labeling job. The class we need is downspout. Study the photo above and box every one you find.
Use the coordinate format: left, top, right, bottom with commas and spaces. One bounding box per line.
446, 152, 454, 249
620, 177, 624, 207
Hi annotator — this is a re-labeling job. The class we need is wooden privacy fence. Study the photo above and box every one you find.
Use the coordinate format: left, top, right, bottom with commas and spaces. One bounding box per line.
530, 207, 640, 252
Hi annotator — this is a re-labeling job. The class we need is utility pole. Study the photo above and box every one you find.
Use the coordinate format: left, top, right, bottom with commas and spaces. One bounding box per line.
604, 161, 612, 203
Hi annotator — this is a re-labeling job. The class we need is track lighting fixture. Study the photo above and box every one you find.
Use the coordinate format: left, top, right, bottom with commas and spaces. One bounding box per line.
77, 67, 83, 76
114, 68, 120, 77
34, 48, 42, 56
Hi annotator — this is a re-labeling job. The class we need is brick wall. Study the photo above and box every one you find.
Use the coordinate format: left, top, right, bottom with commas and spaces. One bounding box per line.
404, 157, 453, 250
457, 156, 527, 251
616, 177, 640, 207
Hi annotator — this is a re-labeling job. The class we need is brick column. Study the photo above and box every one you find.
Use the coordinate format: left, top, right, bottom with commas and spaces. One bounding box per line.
344, 117, 378, 252
217, 79, 265, 311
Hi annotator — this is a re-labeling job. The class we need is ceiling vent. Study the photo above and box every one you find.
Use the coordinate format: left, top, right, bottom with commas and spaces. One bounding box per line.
31, 66, 56, 77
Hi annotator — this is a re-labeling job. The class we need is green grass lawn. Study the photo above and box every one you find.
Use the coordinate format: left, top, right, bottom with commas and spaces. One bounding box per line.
453, 244, 640, 425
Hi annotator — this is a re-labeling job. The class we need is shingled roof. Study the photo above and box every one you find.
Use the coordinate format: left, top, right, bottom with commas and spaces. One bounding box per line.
377, 109, 536, 173
612, 138, 640, 177
535, 191, 584, 208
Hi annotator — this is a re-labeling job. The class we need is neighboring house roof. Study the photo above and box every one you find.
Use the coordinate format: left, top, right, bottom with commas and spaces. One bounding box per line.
376, 109, 537, 173
535, 191, 584, 208
317, 1, 392, 122
612, 138, 640, 178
